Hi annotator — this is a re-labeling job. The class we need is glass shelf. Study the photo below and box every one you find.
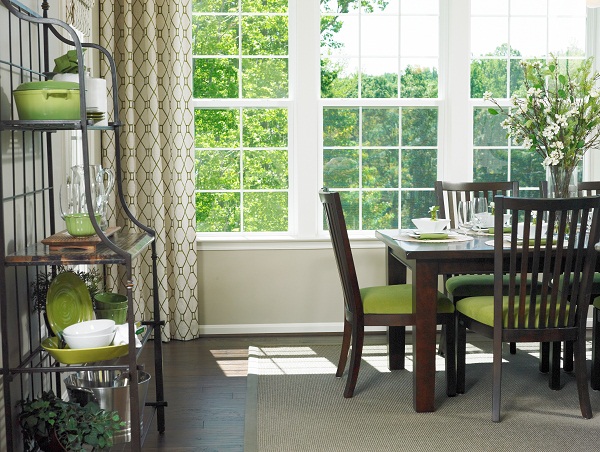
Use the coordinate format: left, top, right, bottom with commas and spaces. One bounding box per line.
0, 119, 120, 131
4, 232, 154, 266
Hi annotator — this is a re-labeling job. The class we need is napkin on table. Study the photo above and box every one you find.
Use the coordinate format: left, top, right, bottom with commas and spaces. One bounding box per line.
488, 227, 511, 234
418, 233, 448, 240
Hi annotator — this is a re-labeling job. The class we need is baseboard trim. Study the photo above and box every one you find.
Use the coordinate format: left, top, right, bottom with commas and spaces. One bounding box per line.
198, 323, 388, 335
199, 320, 594, 336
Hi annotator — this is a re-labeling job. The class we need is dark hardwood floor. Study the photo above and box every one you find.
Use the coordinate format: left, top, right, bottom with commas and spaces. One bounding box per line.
122, 332, 587, 450
133, 334, 354, 451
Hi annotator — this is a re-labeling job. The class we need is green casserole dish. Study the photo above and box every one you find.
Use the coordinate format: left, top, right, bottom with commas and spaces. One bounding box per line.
13, 80, 80, 120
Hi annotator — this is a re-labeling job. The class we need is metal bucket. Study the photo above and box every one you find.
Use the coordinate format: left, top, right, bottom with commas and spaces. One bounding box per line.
64, 369, 151, 444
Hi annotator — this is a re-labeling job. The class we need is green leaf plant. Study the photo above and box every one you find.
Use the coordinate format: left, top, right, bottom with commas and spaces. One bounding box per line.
18, 390, 124, 452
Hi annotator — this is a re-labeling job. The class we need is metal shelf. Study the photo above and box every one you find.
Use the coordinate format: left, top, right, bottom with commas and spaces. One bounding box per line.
4, 232, 155, 266
0, 1, 166, 450
0, 119, 121, 131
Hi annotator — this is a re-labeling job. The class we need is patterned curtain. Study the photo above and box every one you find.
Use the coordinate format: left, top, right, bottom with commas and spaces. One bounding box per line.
98, 0, 199, 341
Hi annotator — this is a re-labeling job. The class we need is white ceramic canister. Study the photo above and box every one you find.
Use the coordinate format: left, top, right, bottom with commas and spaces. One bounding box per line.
85, 76, 108, 126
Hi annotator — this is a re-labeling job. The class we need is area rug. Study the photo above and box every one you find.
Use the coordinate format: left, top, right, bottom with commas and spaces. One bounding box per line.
245, 341, 600, 451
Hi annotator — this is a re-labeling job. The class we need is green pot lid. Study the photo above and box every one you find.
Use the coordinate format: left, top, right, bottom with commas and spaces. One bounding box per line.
15, 80, 79, 91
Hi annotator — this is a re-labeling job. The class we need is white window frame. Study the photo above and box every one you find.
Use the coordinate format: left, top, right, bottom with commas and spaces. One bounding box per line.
196, 0, 600, 250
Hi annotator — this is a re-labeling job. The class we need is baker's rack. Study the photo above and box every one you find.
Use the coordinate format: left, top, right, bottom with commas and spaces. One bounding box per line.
0, 0, 167, 450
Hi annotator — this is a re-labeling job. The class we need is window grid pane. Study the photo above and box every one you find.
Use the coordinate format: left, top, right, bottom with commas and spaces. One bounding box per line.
321, 1, 440, 231
193, 1, 289, 233
471, 0, 586, 196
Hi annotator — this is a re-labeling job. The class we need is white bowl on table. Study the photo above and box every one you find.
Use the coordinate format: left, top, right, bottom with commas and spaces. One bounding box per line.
63, 330, 115, 349
411, 218, 451, 233
516, 222, 548, 239
474, 212, 494, 228
62, 319, 116, 337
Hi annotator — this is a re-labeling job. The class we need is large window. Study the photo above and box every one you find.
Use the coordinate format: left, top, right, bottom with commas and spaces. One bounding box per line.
320, 1, 440, 230
193, 0, 290, 232
470, 0, 587, 192
193, 0, 593, 237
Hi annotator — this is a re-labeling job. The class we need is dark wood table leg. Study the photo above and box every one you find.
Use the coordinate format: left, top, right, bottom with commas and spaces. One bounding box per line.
386, 245, 407, 370
388, 326, 405, 370
412, 261, 439, 412
539, 342, 549, 373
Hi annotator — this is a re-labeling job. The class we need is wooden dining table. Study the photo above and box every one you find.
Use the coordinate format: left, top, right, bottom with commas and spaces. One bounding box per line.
375, 230, 496, 412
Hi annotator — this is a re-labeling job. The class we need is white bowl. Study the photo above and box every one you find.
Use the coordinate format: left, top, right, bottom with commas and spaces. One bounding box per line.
516, 222, 548, 239
63, 319, 116, 337
474, 212, 494, 228
63, 330, 115, 349
411, 218, 450, 233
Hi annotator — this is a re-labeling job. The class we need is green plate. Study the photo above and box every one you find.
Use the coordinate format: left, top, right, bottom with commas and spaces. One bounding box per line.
46, 272, 93, 336
42, 337, 128, 364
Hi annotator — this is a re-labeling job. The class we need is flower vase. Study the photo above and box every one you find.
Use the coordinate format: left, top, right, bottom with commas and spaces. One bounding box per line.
546, 166, 578, 234
546, 166, 578, 199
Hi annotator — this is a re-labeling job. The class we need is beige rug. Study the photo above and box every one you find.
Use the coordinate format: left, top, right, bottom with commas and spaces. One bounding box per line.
245, 340, 600, 451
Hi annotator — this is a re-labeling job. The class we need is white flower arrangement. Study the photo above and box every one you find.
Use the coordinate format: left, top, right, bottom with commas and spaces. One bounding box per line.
483, 56, 600, 172
483, 55, 600, 198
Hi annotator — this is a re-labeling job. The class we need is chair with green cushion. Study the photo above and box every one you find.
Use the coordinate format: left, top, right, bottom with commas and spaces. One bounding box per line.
319, 188, 456, 398
435, 180, 520, 354
456, 194, 600, 421
578, 182, 600, 386
541, 181, 600, 377
592, 296, 600, 390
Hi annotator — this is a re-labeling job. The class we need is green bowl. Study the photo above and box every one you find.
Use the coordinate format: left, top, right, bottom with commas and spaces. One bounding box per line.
94, 307, 128, 325
64, 213, 101, 237
94, 292, 128, 310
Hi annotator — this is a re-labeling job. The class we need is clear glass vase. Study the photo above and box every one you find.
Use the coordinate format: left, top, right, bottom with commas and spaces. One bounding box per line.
546, 165, 578, 198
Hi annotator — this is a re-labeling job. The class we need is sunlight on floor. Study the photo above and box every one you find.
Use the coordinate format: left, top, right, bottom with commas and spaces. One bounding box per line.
210, 348, 248, 358
211, 348, 250, 376
250, 346, 336, 374
214, 359, 249, 376
241, 340, 594, 377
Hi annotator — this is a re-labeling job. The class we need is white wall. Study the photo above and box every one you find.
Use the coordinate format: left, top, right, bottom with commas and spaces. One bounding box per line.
197, 242, 389, 335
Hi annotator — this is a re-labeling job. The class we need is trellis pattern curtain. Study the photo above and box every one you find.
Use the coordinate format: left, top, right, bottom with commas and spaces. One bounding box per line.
98, 0, 199, 341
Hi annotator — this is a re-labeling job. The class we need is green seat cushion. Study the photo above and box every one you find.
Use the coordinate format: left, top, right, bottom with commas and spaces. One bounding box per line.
594, 273, 600, 297
446, 274, 495, 298
446, 274, 541, 299
456, 296, 570, 328
360, 285, 454, 315
555, 272, 600, 298
593, 296, 600, 310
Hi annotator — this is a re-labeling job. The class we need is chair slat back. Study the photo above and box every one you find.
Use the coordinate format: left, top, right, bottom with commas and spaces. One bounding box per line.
435, 181, 519, 229
494, 195, 600, 334
320, 189, 363, 319
578, 181, 600, 197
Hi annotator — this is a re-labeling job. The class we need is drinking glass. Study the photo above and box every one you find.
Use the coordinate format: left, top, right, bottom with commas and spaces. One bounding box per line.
457, 201, 473, 231
472, 197, 489, 229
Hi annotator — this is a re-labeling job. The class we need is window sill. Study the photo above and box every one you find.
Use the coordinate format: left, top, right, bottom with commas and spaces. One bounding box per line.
195, 231, 394, 251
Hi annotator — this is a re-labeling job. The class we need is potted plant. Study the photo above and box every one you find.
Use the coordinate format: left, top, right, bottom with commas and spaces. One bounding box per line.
411, 205, 451, 232
18, 390, 124, 451
53, 49, 82, 75
51, 49, 86, 83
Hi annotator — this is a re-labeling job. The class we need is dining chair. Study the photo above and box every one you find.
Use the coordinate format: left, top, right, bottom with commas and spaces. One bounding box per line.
592, 294, 600, 390
435, 181, 520, 300
319, 188, 456, 398
435, 181, 520, 354
579, 183, 600, 390
538, 181, 600, 380
456, 194, 600, 422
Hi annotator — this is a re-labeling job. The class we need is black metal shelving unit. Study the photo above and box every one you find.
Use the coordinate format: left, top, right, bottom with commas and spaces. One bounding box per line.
0, 1, 166, 450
